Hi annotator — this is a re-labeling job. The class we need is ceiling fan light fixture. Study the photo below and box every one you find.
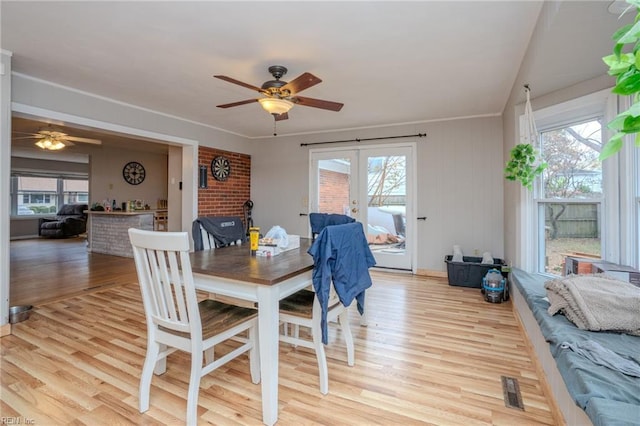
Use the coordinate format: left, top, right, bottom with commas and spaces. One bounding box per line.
35, 137, 66, 150
258, 97, 293, 115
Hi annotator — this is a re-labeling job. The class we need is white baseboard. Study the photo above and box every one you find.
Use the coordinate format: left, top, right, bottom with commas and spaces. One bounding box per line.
10, 234, 39, 241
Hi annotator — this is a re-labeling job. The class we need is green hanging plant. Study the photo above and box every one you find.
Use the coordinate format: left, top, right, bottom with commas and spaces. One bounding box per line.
601, 0, 640, 160
504, 143, 547, 190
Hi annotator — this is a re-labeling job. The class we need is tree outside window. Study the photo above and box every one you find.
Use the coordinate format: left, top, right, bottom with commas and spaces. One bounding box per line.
367, 156, 406, 207
538, 118, 603, 274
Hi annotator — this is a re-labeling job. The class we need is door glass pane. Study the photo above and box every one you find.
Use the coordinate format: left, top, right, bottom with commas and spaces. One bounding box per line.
318, 158, 351, 215
539, 118, 602, 274
366, 155, 406, 254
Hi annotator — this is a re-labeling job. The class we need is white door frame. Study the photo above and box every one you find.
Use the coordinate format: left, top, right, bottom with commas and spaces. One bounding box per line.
309, 142, 417, 273
4, 102, 199, 330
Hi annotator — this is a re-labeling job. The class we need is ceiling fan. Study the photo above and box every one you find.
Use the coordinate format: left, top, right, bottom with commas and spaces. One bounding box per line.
12, 125, 102, 151
214, 65, 344, 121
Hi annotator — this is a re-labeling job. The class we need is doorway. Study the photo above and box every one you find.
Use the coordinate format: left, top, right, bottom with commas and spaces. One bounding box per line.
310, 144, 415, 271
7, 110, 196, 309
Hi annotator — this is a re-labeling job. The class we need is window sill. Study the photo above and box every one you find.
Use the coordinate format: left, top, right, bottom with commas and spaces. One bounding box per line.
10, 215, 46, 220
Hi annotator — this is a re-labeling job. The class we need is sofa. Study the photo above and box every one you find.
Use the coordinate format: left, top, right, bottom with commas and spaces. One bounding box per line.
39, 203, 88, 238
510, 268, 640, 426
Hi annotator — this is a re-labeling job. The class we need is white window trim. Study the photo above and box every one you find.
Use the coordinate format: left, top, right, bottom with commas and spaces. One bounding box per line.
517, 88, 616, 274
9, 174, 89, 217
616, 95, 639, 268
516, 113, 535, 272
635, 143, 640, 268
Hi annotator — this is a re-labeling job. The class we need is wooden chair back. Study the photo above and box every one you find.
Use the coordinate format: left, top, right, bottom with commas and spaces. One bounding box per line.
128, 228, 201, 339
129, 228, 260, 424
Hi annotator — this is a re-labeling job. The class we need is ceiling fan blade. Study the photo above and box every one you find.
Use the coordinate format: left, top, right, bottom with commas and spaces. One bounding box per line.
281, 72, 322, 95
293, 96, 344, 112
65, 136, 102, 145
274, 112, 289, 121
216, 99, 259, 109
12, 135, 41, 140
12, 131, 40, 137
214, 75, 267, 94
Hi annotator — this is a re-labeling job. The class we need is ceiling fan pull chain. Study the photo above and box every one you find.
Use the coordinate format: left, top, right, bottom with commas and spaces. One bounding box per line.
273, 116, 278, 136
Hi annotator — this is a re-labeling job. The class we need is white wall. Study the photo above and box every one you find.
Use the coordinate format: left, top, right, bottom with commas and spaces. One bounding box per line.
89, 146, 167, 209
167, 145, 182, 232
419, 117, 504, 271
251, 116, 505, 273
1, 51, 12, 327
9, 72, 507, 275
8, 73, 255, 231
501, 0, 623, 269
12, 74, 251, 155
502, 76, 615, 270
1, 71, 253, 326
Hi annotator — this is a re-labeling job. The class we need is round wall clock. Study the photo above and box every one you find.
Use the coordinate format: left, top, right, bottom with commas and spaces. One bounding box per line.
211, 156, 231, 181
123, 161, 146, 185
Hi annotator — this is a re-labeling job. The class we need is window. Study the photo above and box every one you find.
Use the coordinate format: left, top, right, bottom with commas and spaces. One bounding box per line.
517, 89, 639, 273
536, 118, 603, 274
636, 145, 640, 267
64, 179, 89, 204
11, 174, 88, 216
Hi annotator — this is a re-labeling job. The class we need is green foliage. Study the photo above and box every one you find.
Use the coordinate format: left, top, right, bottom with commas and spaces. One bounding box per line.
602, 0, 640, 160
504, 143, 547, 190
31, 205, 53, 214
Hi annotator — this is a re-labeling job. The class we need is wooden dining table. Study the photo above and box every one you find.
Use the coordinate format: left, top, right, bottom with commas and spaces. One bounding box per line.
190, 238, 315, 426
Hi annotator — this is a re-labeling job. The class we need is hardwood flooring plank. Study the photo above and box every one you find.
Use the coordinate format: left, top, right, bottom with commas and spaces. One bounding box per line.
5, 239, 558, 425
0, 381, 56, 425
2, 351, 102, 413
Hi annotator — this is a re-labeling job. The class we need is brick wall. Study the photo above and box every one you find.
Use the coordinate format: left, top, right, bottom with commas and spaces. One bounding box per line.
198, 147, 251, 219
89, 213, 154, 258
319, 169, 350, 214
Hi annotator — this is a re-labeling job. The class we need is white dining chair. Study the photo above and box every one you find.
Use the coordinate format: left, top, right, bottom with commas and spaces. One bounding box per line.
128, 228, 259, 424
200, 224, 216, 250
279, 285, 354, 395
279, 221, 374, 394
193, 217, 245, 250
197, 223, 245, 250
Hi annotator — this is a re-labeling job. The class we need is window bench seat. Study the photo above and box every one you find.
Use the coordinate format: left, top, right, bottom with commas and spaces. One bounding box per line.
510, 269, 640, 426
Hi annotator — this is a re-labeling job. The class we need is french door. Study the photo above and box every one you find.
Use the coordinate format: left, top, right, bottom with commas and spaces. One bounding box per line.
310, 144, 415, 271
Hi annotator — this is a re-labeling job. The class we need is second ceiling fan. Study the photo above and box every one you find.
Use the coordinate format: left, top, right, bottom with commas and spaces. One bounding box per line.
214, 65, 343, 121
13, 125, 102, 151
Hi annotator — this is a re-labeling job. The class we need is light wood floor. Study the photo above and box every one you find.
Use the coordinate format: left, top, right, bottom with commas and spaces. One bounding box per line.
3, 239, 558, 425
10, 237, 137, 307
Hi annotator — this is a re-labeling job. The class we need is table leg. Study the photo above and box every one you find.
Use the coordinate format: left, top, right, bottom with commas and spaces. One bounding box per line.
257, 286, 279, 426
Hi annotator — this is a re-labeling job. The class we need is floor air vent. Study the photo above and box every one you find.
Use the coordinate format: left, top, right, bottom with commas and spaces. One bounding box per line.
501, 376, 525, 410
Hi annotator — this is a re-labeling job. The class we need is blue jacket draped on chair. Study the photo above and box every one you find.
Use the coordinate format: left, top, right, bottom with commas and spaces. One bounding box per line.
308, 221, 376, 343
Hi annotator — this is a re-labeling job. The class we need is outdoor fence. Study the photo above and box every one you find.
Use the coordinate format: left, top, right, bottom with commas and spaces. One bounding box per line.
544, 202, 599, 239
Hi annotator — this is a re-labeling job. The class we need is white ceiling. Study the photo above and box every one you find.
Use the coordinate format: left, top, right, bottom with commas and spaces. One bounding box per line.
0, 1, 629, 141
10, 116, 170, 161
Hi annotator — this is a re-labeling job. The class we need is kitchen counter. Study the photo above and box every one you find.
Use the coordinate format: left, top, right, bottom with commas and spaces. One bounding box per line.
87, 210, 165, 257
86, 209, 165, 215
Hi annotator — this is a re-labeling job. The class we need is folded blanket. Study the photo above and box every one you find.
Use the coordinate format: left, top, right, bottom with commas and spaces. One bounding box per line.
545, 274, 640, 336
